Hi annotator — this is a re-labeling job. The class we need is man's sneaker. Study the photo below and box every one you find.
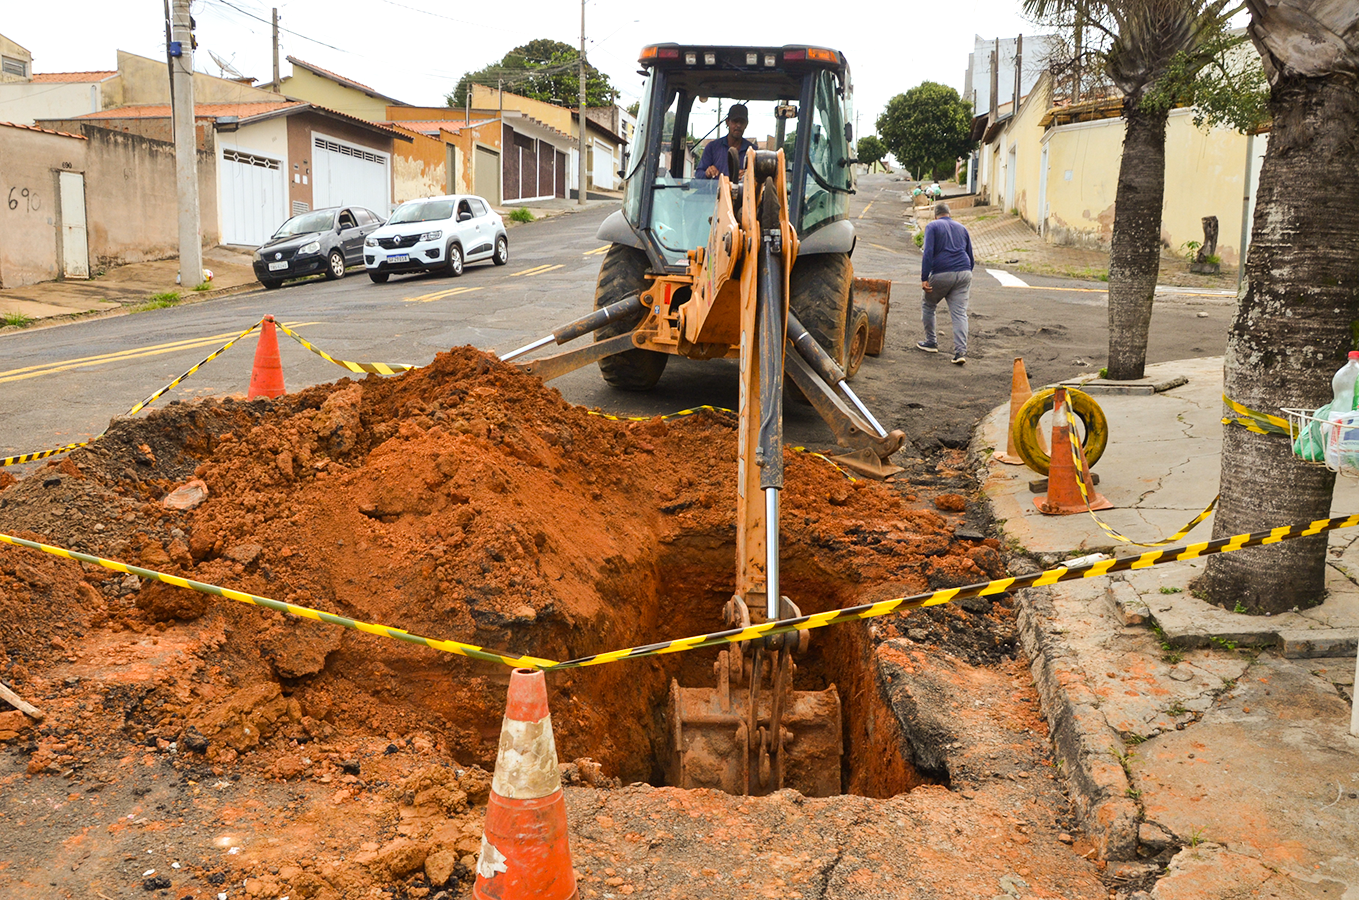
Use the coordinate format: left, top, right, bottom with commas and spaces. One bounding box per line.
952, 354, 967, 365
915, 341, 938, 353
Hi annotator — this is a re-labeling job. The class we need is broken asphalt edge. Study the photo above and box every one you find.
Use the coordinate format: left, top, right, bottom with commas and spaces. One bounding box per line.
967, 434, 1143, 861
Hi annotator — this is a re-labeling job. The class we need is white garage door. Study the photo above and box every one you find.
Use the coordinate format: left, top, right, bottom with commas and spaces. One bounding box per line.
313, 135, 390, 215
221, 148, 285, 247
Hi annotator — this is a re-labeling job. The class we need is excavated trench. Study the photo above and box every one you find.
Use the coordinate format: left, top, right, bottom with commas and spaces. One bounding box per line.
1, 348, 995, 803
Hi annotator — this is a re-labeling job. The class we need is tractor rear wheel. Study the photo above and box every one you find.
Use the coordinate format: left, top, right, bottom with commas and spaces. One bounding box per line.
790, 252, 853, 371
594, 244, 668, 391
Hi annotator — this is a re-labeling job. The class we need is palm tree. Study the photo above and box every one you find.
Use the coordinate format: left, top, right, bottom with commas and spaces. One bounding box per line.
1023, 0, 1236, 380
1201, 1, 1359, 613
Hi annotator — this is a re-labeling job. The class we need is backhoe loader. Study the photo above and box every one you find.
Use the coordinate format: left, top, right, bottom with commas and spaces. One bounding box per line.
502, 44, 902, 796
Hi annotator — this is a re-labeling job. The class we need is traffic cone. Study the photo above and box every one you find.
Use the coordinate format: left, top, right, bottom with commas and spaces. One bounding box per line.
994, 357, 1048, 465
247, 316, 285, 399
1034, 387, 1112, 515
473, 668, 578, 900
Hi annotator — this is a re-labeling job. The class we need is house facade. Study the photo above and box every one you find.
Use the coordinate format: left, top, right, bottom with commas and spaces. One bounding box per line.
0, 121, 217, 287
43, 102, 409, 247
973, 71, 1268, 267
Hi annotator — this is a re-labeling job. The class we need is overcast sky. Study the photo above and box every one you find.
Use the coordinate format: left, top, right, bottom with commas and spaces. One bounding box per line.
4, 0, 1040, 137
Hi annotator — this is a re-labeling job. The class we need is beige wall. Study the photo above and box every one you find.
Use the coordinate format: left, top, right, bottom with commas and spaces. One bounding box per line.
0, 35, 32, 83
1042, 109, 1266, 264
392, 129, 447, 203
280, 69, 389, 122
0, 127, 84, 286
0, 122, 218, 288
108, 50, 281, 107
0, 80, 104, 124
471, 84, 571, 134
84, 125, 219, 265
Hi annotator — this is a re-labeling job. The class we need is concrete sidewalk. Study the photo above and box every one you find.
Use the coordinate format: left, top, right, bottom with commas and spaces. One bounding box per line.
0, 246, 259, 329
977, 357, 1359, 897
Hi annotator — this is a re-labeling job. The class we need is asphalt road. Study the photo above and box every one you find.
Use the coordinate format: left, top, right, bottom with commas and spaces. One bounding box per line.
0, 173, 1237, 470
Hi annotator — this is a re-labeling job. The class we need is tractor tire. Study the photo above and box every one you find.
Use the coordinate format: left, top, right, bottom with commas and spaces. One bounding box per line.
790, 252, 853, 369
593, 244, 667, 391
787, 251, 854, 402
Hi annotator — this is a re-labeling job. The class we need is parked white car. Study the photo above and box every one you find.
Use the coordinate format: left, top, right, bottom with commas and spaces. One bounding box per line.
364, 195, 508, 283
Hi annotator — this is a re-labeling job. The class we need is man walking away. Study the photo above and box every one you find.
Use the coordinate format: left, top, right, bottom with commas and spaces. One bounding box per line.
915, 201, 975, 364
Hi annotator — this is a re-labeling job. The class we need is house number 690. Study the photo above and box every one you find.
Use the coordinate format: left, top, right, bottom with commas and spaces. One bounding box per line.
8, 187, 39, 211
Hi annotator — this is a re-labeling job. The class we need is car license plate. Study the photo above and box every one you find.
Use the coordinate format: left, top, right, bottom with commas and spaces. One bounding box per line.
389, 253, 409, 263
267, 261, 288, 271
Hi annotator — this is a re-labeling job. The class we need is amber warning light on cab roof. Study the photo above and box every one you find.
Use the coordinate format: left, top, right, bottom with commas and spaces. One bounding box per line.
639, 45, 841, 67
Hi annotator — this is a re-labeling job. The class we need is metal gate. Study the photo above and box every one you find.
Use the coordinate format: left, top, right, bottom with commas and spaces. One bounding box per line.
475, 146, 500, 205
220, 148, 284, 247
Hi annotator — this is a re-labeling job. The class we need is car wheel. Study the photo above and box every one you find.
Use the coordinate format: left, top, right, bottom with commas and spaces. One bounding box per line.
368, 270, 389, 284
259, 277, 282, 290
325, 249, 346, 280
445, 243, 464, 277
493, 235, 509, 266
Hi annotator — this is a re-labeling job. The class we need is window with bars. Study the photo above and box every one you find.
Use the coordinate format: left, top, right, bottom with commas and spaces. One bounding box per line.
2, 57, 28, 78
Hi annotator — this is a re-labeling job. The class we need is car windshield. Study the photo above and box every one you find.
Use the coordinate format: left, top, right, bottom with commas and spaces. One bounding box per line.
388, 200, 455, 224
273, 210, 334, 238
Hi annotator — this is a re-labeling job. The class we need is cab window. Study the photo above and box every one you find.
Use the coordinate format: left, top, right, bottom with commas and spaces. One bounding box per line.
801, 70, 851, 233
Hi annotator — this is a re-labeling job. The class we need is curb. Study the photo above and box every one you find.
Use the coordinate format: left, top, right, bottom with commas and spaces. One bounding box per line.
1015, 581, 1141, 860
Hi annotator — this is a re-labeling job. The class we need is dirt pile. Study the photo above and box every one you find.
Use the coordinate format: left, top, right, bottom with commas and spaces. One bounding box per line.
0, 348, 1092, 899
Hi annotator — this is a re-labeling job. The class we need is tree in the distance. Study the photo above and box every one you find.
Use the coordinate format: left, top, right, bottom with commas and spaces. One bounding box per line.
856, 135, 887, 168
875, 83, 973, 182
445, 39, 618, 109
1200, 0, 1359, 614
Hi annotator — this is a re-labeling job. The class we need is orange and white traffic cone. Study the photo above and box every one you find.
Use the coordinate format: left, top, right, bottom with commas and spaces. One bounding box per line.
1034, 387, 1112, 515
995, 357, 1048, 465
473, 668, 577, 900
247, 315, 285, 399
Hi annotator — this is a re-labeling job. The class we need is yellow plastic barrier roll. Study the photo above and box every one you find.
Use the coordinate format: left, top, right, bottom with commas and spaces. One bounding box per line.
1012, 387, 1109, 476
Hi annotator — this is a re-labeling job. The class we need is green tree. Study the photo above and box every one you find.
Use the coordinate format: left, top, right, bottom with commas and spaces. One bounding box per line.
856, 135, 887, 167
1201, 1, 1359, 614
874, 83, 973, 182
445, 39, 618, 109
1024, 0, 1239, 380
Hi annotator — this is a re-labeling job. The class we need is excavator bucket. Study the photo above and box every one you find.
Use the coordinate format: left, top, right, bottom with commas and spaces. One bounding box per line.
852, 277, 891, 357
664, 652, 843, 797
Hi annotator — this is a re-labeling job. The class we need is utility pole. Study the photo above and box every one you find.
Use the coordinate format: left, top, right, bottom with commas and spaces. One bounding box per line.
271, 8, 280, 91
577, 0, 587, 205
170, 0, 202, 288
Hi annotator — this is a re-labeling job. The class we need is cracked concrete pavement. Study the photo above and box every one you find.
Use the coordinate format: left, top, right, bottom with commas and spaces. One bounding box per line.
979, 356, 1359, 898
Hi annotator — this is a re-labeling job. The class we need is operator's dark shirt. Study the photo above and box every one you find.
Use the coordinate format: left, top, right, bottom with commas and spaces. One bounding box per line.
696, 137, 755, 179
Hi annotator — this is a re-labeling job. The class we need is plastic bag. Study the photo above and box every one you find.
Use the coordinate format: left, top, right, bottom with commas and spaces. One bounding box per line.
1294, 402, 1330, 462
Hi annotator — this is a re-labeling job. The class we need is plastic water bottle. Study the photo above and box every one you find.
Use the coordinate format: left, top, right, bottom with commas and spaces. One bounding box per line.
1325, 352, 1359, 470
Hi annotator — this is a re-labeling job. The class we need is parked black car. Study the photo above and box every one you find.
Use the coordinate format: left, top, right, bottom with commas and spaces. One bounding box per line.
252, 206, 385, 289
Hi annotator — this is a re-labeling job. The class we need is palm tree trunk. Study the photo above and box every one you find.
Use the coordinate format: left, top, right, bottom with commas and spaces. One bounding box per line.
1106, 103, 1168, 380
1202, 74, 1359, 614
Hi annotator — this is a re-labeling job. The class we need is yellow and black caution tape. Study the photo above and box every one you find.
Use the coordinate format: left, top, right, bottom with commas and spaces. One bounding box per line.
2, 319, 265, 467
546, 511, 1359, 669
1222, 394, 1292, 437
583, 405, 735, 423
789, 446, 857, 482
273, 321, 417, 376
0, 531, 557, 669
1059, 401, 1218, 546
5, 512, 1359, 673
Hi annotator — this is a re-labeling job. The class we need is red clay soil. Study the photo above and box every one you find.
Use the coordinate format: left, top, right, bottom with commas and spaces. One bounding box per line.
0, 348, 1109, 899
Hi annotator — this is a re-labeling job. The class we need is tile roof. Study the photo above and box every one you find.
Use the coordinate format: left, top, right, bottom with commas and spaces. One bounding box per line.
31, 71, 116, 83
75, 102, 303, 120
389, 120, 469, 135
0, 120, 87, 140
285, 56, 407, 105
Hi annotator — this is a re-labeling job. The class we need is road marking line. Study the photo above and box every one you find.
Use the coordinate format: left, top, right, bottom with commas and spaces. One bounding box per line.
987, 268, 1030, 288
0, 321, 320, 384
583, 245, 610, 256
511, 264, 563, 277
405, 287, 483, 303
856, 201, 875, 219
511, 264, 552, 276
864, 242, 899, 254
